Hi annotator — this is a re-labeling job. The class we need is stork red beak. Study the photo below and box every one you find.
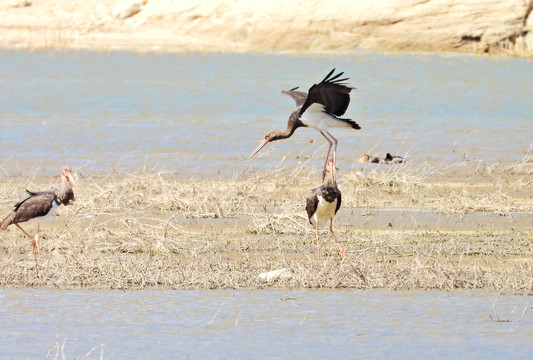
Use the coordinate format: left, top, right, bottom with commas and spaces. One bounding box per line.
67, 172, 77, 188
249, 138, 270, 158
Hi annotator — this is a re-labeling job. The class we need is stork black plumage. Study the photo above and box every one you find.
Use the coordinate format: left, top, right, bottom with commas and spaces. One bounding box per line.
1, 165, 76, 255
250, 69, 360, 179
306, 158, 345, 261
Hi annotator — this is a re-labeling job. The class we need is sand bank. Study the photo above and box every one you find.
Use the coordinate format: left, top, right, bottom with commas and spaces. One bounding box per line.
1, 0, 532, 56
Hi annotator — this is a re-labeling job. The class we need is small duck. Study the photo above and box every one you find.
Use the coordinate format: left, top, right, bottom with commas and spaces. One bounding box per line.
358, 153, 405, 164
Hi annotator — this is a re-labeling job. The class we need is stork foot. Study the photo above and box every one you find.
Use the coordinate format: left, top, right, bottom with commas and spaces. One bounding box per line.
338, 245, 346, 259
32, 234, 40, 256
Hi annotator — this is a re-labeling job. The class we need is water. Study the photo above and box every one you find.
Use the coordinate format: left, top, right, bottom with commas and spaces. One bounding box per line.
1, 289, 531, 359
0, 50, 531, 177
1, 50, 532, 358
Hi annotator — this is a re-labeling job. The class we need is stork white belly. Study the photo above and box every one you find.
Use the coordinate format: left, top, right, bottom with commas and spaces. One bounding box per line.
39, 200, 59, 222
49, 200, 59, 215
312, 195, 337, 225
301, 103, 351, 131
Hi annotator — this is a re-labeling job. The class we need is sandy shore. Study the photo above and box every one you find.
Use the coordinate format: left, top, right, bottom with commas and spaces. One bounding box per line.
1, 0, 533, 56
1, 157, 531, 290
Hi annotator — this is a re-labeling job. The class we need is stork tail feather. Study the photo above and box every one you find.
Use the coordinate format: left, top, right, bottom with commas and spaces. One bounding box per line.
337, 117, 361, 130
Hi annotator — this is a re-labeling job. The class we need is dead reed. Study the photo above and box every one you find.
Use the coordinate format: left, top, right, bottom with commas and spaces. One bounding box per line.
0, 158, 531, 291
45, 339, 104, 360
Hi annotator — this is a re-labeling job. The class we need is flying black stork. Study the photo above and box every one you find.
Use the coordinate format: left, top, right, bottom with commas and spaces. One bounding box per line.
250, 68, 360, 178
1, 165, 76, 255
306, 158, 345, 261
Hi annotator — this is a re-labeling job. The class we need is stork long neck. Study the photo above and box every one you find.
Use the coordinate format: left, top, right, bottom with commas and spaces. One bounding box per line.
56, 176, 73, 203
325, 163, 337, 187
271, 113, 306, 141
325, 175, 336, 187
271, 126, 296, 141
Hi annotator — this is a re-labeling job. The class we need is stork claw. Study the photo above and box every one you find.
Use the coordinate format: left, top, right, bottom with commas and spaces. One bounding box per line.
31, 235, 40, 256
339, 245, 346, 259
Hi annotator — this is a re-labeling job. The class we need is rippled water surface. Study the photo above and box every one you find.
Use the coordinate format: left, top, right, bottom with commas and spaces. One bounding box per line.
0, 50, 531, 177
1, 289, 532, 359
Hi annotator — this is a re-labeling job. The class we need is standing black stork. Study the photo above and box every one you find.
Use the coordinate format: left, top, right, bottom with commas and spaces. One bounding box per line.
249, 68, 360, 178
1, 165, 76, 255
306, 158, 345, 261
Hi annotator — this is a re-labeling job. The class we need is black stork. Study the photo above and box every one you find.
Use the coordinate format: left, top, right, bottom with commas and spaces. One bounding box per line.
306, 158, 345, 261
250, 68, 360, 178
1, 165, 76, 255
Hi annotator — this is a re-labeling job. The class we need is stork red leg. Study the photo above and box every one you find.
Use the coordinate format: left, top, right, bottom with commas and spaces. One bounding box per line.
325, 131, 339, 171
329, 219, 345, 259
320, 131, 334, 180
15, 223, 32, 239
35, 223, 41, 256
15, 223, 38, 255
315, 221, 321, 261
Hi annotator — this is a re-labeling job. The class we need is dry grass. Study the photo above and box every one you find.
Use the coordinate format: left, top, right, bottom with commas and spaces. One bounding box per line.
0, 158, 531, 291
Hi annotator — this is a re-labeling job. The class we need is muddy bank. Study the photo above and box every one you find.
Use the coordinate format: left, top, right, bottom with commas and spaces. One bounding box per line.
0, 158, 531, 291
1, 0, 532, 56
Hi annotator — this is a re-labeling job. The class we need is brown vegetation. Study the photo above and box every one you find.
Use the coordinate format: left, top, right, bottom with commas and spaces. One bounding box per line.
0, 155, 532, 291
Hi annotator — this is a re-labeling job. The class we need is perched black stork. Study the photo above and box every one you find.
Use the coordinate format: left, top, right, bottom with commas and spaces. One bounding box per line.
1, 165, 76, 255
249, 68, 360, 179
306, 158, 345, 261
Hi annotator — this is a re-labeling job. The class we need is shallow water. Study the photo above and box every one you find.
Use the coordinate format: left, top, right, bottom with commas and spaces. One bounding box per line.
1, 289, 532, 359
0, 50, 531, 177
1, 52, 531, 359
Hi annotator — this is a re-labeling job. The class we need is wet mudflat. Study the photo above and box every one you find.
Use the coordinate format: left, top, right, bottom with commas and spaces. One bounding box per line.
0, 161, 531, 291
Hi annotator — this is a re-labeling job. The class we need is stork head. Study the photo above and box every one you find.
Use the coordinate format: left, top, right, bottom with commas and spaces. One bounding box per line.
249, 131, 276, 158
61, 165, 77, 188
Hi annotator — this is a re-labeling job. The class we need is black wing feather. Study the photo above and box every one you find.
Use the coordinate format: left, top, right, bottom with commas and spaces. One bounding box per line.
321, 68, 336, 82
299, 68, 353, 117
327, 72, 341, 82
335, 189, 342, 215
11, 191, 56, 224
306, 190, 320, 224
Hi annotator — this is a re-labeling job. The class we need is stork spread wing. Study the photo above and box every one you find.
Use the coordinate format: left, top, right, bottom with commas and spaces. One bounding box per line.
281, 87, 308, 107
299, 69, 352, 117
